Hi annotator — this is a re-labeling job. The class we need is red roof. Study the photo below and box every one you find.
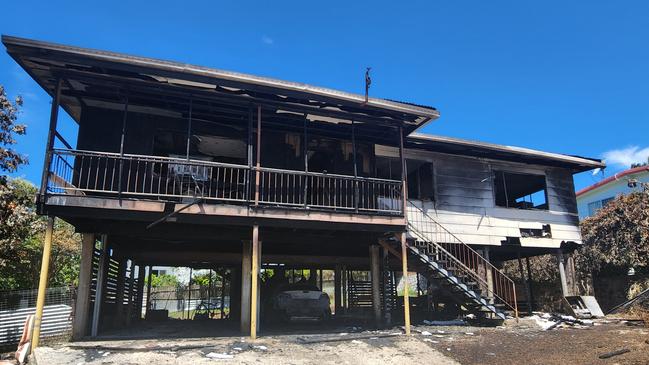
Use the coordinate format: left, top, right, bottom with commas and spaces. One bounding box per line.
576, 165, 649, 197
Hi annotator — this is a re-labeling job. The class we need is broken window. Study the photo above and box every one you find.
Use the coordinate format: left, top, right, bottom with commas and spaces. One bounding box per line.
494, 171, 548, 210
407, 159, 435, 201
520, 224, 552, 238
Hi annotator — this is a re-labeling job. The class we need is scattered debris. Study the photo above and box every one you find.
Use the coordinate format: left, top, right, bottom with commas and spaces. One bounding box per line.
530, 312, 594, 330
297, 333, 399, 344
206, 352, 234, 359
253, 345, 268, 351
598, 348, 630, 359
351, 340, 363, 344
422, 319, 466, 326
421, 331, 432, 336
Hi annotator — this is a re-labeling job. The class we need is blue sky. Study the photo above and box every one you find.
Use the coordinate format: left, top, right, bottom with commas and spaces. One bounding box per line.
1, 1, 648, 191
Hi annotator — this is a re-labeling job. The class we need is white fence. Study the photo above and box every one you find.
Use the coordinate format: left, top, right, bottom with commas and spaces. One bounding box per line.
0, 287, 74, 345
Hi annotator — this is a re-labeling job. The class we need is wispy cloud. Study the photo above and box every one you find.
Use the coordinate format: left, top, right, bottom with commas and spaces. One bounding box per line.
602, 145, 649, 168
261, 35, 274, 45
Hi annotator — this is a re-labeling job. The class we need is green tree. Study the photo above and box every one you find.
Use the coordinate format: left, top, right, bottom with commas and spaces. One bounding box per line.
0, 85, 27, 179
0, 178, 81, 290
147, 273, 180, 288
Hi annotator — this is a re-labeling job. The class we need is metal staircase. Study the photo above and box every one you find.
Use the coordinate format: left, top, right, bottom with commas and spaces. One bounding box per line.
396, 200, 518, 320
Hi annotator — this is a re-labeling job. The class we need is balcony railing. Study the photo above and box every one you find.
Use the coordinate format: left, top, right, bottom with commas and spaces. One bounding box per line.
46, 149, 403, 215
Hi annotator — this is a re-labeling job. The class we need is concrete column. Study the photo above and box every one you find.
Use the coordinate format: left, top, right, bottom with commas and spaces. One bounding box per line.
334, 265, 342, 315
240, 240, 252, 334
114, 258, 127, 324
557, 252, 569, 297
91, 235, 109, 337
73, 233, 95, 339
370, 245, 382, 327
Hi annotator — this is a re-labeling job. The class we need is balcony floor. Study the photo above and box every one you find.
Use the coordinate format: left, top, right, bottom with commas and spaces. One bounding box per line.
43, 194, 406, 232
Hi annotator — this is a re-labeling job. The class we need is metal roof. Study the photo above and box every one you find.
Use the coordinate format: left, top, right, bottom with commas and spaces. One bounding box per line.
1, 35, 439, 133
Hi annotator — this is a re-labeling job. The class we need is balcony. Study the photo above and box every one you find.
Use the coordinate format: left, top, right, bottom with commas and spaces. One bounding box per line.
46, 149, 404, 218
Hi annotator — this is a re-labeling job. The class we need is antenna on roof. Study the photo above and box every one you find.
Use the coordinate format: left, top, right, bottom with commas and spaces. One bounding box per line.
364, 67, 372, 104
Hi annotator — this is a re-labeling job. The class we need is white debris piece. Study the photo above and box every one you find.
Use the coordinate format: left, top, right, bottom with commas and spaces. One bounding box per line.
233, 347, 243, 351
436, 330, 445, 334
434, 335, 444, 338
351, 340, 363, 344
339, 333, 348, 336
254, 345, 268, 351
206, 352, 234, 359
421, 331, 432, 336
465, 332, 474, 335
530, 314, 557, 330
102, 352, 110, 357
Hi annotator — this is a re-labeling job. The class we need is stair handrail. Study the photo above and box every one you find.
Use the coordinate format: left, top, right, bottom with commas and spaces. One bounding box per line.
406, 200, 518, 318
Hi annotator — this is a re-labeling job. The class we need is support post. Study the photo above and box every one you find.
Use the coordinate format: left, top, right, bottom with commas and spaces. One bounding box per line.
187, 268, 193, 319
250, 225, 260, 339
557, 251, 570, 297
146, 266, 153, 315
400, 232, 411, 335
40, 80, 62, 196
254, 105, 261, 205
398, 126, 408, 215
351, 120, 359, 212
186, 99, 193, 160
73, 233, 94, 339
342, 267, 348, 313
32, 217, 55, 348
240, 240, 252, 333
525, 257, 535, 312
334, 265, 342, 315
517, 250, 533, 315
247, 106, 253, 202
91, 235, 109, 337
117, 96, 129, 201
303, 116, 309, 208
484, 247, 494, 303
370, 245, 382, 327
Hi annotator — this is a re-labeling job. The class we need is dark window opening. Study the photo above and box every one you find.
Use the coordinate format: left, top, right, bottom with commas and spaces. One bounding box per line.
494, 171, 548, 210
375, 156, 401, 180
407, 160, 434, 201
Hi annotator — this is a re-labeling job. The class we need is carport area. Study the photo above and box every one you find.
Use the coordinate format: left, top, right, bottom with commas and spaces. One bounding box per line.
67, 215, 410, 341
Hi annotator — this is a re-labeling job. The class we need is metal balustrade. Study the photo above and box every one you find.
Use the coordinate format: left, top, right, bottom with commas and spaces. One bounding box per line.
407, 200, 518, 317
46, 149, 403, 215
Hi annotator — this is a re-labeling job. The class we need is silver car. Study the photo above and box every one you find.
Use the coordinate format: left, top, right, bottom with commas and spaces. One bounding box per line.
271, 283, 331, 320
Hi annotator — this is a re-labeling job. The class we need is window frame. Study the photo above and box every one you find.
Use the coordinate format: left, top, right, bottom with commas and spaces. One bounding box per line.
492, 169, 549, 210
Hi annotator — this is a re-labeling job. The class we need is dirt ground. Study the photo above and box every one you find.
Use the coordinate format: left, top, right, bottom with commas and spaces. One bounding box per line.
22, 317, 649, 365
421, 318, 649, 365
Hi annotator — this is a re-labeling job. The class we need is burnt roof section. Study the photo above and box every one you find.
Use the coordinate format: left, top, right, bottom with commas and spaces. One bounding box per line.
407, 133, 605, 172
2, 35, 439, 134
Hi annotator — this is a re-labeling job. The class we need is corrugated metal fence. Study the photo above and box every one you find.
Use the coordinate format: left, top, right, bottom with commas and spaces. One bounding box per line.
0, 286, 74, 345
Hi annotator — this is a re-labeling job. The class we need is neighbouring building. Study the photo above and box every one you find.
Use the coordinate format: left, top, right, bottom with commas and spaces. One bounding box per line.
576, 166, 649, 219
2, 35, 604, 343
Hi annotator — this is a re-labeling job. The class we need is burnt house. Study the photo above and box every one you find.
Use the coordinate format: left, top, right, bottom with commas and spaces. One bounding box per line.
2, 35, 604, 342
